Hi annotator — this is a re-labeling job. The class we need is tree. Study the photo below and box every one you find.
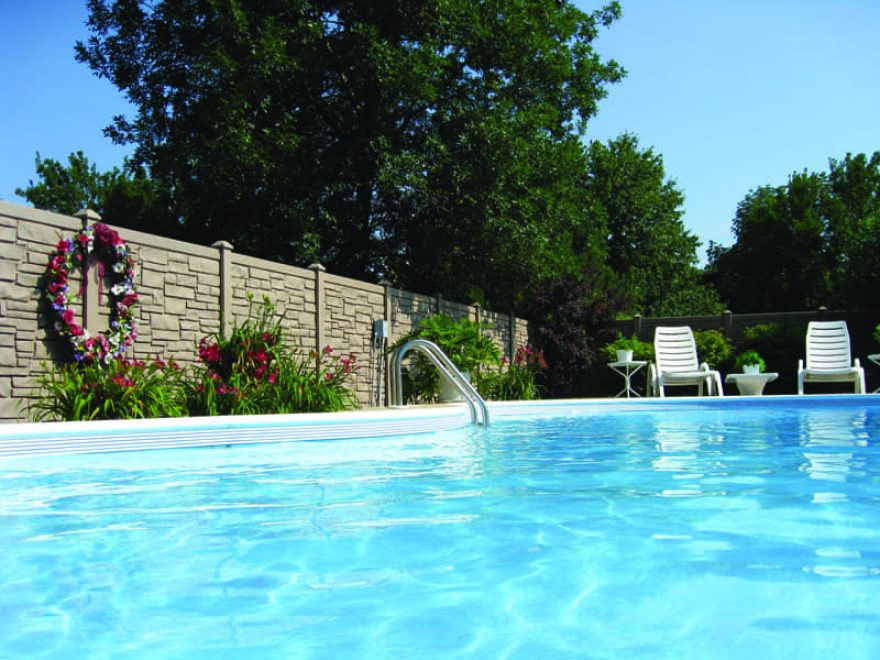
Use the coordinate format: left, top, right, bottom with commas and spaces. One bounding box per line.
526, 266, 626, 398
824, 152, 880, 308
75, 0, 624, 310
584, 133, 720, 316
706, 152, 880, 311
16, 151, 178, 235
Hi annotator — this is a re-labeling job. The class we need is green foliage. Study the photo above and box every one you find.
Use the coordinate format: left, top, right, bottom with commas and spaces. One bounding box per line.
874, 323, 880, 344
402, 314, 502, 373
29, 357, 187, 422
394, 313, 502, 402
189, 294, 359, 414
585, 133, 722, 316
706, 151, 880, 311
693, 329, 732, 368
75, 0, 624, 311
527, 267, 627, 398
16, 151, 178, 236
476, 346, 547, 401
738, 323, 804, 379
600, 333, 654, 362
734, 350, 766, 373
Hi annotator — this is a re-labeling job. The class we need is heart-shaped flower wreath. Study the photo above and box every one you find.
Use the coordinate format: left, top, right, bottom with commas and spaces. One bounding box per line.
45, 222, 138, 363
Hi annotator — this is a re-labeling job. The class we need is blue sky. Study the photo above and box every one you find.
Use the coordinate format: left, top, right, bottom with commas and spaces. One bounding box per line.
2, 1, 879, 260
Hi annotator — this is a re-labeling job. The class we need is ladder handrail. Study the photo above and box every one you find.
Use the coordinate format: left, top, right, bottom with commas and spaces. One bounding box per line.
390, 339, 490, 427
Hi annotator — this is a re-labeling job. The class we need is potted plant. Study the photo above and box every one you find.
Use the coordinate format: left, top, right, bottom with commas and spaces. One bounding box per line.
601, 334, 643, 363
734, 349, 765, 374
394, 314, 502, 402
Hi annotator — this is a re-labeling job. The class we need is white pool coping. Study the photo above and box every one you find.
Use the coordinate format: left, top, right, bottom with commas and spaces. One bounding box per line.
1, 394, 875, 459
0, 405, 475, 459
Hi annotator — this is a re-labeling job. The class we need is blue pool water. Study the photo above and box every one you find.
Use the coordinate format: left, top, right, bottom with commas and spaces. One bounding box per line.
2, 399, 880, 658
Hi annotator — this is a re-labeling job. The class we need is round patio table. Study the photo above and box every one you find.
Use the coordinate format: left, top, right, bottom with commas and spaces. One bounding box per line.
724, 372, 778, 396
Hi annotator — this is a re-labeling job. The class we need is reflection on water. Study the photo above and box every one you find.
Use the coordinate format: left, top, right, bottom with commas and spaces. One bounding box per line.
798, 410, 870, 503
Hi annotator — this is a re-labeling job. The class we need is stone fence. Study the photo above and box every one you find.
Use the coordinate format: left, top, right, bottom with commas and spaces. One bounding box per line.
0, 201, 529, 422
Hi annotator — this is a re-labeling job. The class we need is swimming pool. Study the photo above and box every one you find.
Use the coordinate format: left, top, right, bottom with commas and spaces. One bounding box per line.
2, 396, 880, 658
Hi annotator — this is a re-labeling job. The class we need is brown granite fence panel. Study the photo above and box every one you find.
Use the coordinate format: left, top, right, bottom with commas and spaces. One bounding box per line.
0, 201, 530, 421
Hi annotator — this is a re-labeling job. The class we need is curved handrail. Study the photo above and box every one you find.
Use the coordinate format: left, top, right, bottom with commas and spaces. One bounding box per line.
390, 339, 490, 427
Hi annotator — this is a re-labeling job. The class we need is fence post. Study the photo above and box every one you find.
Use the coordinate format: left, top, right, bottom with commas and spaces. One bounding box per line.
633, 314, 643, 339
472, 302, 481, 325
435, 293, 443, 315
310, 263, 326, 370
818, 306, 828, 321
75, 209, 102, 335
508, 312, 516, 359
723, 309, 733, 337
211, 240, 234, 338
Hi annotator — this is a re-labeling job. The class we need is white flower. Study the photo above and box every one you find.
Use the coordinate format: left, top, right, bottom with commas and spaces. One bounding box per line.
111, 284, 126, 296
112, 262, 125, 273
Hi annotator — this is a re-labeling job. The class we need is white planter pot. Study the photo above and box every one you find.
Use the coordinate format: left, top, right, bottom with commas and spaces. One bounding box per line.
438, 370, 470, 403
743, 364, 761, 375
616, 349, 634, 363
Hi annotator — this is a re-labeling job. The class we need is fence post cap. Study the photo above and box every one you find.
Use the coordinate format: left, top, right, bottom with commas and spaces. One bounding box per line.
309, 263, 326, 272
74, 208, 102, 223
211, 240, 234, 250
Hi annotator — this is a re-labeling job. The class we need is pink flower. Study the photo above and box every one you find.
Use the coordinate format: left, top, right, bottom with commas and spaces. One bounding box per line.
94, 223, 117, 249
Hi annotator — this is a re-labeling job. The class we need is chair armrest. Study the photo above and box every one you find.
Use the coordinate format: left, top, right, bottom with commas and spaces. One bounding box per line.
699, 362, 711, 372
854, 358, 861, 368
798, 359, 804, 371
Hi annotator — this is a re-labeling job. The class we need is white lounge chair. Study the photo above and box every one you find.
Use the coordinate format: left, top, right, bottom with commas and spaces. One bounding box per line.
649, 326, 723, 397
797, 321, 865, 394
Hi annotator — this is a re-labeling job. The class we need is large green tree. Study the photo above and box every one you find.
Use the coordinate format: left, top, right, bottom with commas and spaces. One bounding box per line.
706, 152, 880, 311
16, 151, 178, 235
75, 0, 623, 310
585, 133, 721, 316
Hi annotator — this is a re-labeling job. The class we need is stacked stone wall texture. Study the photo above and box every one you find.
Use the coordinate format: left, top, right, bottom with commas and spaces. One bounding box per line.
0, 202, 530, 421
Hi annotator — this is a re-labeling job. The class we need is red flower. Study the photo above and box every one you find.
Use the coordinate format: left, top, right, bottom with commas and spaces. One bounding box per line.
94, 223, 116, 248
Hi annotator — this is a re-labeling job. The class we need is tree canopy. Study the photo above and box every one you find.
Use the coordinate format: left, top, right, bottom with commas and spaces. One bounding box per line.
15, 151, 178, 236
73, 0, 624, 311
584, 133, 721, 316
706, 151, 880, 311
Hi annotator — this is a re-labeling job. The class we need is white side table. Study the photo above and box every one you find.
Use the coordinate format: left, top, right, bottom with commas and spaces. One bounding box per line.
725, 372, 778, 396
869, 354, 880, 393
608, 360, 647, 398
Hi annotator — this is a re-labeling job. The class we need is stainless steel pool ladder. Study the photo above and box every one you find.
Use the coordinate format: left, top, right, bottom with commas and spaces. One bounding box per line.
389, 339, 490, 427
